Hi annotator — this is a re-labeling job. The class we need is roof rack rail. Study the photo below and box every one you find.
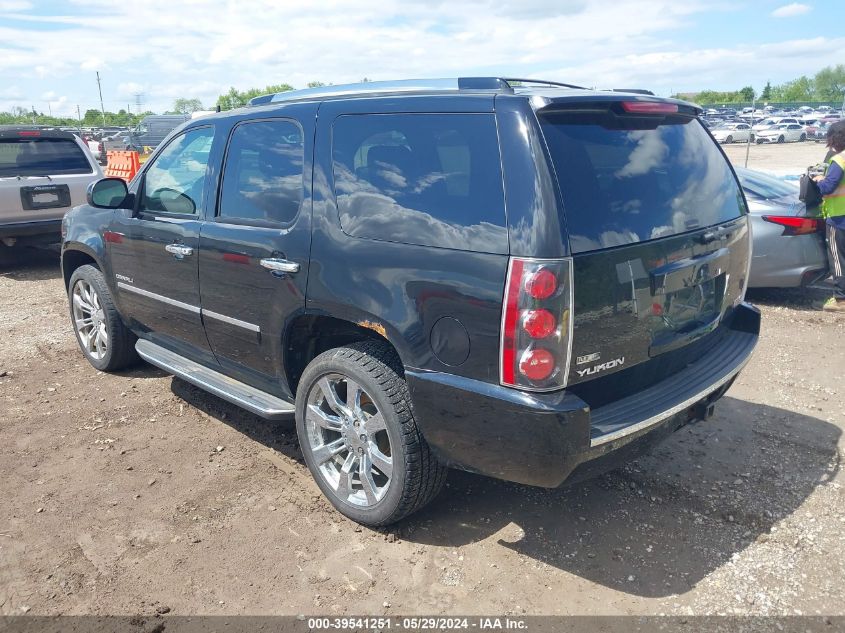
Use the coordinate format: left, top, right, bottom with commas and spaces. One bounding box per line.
248, 77, 515, 106
247, 76, 589, 107
502, 78, 587, 90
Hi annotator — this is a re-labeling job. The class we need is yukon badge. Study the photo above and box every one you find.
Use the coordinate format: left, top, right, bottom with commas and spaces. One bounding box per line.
576, 357, 625, 378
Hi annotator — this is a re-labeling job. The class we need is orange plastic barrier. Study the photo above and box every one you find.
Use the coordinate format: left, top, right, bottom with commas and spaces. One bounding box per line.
105, 150, 140, 181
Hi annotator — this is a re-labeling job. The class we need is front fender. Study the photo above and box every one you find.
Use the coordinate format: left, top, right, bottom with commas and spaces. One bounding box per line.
61, 205, 115, 288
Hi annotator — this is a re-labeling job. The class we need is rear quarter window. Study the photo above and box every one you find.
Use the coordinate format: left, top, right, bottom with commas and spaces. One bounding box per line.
0, 138, 92, 177
539, 112, 745, 254
331, 113, 508, 253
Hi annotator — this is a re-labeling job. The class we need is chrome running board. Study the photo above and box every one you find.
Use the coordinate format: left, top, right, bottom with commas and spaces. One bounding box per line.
135, 339, 295, 420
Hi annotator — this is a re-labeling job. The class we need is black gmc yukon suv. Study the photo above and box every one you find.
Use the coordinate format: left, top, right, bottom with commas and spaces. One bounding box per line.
61, 78, 759, 526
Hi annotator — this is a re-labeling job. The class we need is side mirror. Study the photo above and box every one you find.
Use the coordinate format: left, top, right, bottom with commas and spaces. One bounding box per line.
88, 178, 129, 209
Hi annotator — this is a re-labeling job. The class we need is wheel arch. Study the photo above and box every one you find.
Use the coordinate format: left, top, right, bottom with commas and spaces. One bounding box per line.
62, 243, 105, 290
284, 313, 407, 397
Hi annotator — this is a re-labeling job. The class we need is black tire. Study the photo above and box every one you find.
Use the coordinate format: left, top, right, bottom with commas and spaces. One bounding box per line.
68, 264, 138, 372
800, 133, 807, 142
725, 135, 733, 144
777, 135, 785, 144
295, 341, 447, 526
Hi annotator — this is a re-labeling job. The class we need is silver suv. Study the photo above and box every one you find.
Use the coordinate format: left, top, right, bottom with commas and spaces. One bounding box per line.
0, 128, 103, 247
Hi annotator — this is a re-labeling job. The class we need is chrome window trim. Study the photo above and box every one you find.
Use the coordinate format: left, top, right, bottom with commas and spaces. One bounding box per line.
201, 309, 261, 333
117, 282, 200, 314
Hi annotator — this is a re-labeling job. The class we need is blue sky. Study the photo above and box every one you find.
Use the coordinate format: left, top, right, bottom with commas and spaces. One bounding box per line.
0, 0, 843, 116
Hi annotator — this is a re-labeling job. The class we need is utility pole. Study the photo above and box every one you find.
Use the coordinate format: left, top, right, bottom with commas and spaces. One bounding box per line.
46, 102, 52, 117
76, 104, 83, 134
96, 71, 107, 126
30, 105, 36, 125
745, 94, 756, 168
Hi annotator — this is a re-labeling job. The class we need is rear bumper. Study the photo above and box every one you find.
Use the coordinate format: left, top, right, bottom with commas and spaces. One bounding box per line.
408, 302, 760, 487
0, 219, 63, 239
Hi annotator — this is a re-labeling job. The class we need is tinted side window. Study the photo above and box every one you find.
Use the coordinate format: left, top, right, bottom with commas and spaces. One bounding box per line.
140, 127, 214, 215
332, 113, 507, 253
218, 120, 304, 225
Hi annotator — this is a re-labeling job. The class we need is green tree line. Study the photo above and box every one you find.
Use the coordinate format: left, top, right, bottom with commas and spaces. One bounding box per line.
0, 106, 150, 128
4, 65, 840, 127
674, 64, 845, 105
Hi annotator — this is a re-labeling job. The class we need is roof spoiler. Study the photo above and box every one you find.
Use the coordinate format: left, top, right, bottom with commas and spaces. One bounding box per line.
611, 88, 655, 96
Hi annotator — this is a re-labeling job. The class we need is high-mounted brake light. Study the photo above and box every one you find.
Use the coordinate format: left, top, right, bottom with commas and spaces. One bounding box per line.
620, 101, 678, 114
18, 130, 41, 136
762, 215, 822, 236
500, 257, 573, 391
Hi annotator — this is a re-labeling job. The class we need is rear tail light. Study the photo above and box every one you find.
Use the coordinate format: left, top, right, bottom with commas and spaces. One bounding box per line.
762, 215, 822, 236
521, 308, 556, 339
500, 257, 573, 391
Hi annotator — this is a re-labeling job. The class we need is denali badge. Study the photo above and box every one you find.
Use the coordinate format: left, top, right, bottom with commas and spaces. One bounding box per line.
115, 274, 134, 284
576, 352, 601, 365
576, 357, 625, 377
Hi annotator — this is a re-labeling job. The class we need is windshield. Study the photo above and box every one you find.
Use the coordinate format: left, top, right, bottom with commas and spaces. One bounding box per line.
539, 110, 745, 254
0, 138, 92, 177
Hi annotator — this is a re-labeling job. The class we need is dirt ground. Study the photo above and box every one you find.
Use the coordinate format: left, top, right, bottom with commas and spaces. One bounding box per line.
1, 142, 844, 617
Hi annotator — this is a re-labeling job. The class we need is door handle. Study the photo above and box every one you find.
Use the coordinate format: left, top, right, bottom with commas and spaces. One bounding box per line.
165, 243, 194, 258
260, 258, 300, 273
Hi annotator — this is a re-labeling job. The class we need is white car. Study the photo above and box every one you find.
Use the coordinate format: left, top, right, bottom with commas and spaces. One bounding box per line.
755, 123, 807, 144
710, 122, 753, 143
751, 116, 801, 132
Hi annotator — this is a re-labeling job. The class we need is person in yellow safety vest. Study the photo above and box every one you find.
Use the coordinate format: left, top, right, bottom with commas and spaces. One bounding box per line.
814, 121, 845, 312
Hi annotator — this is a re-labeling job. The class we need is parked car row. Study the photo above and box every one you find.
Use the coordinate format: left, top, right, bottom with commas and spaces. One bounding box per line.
704, 115, 839, 144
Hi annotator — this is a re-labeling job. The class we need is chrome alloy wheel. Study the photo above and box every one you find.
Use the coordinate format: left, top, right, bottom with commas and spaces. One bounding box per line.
72, 279, 108, 360
305, 374, 393, 507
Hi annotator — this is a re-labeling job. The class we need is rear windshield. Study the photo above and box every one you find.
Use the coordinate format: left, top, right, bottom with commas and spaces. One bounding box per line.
0, 138, 92, 177
539, 111, 745, 253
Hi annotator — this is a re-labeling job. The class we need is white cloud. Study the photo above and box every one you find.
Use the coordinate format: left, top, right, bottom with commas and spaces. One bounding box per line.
0, 1, 32, 10
0, 86, 24, 99
117, 82, 146, 98
771, 3, 811, 17
80, 57, 106, 71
